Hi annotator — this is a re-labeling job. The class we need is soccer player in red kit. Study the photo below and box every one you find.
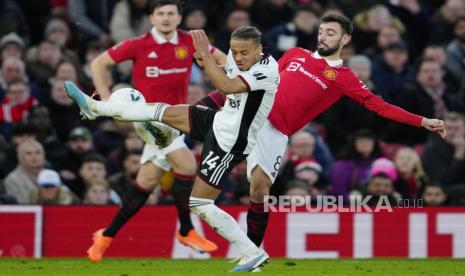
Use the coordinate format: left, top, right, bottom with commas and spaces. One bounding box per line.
243, 14, 445, 248
86, 0, 226, 262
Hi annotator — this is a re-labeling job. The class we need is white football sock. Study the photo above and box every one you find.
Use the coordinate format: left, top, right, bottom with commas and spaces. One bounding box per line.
189, 197, 259, 256
95, 102, 168, 122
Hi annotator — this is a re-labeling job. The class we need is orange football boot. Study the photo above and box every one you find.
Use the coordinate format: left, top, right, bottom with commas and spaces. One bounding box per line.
176, 229, 218, 253
87, 229, 113, 262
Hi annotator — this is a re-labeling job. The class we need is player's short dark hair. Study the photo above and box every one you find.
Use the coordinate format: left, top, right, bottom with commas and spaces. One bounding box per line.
321, 14, 353, 35
231, 26, 262, 45
148, 0, 183, 15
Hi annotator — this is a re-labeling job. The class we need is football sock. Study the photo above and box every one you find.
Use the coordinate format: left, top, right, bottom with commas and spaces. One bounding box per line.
171, 173, 195, 236
247, 201, 269, 247
95, 101, 168, 122
103, 183, 150, 238
189, 197, 259, 256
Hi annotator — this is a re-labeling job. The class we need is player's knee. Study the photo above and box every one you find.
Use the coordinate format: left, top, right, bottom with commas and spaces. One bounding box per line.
250, 169, 272, 202
189, 197, 214, 216
172, 162, 197, 176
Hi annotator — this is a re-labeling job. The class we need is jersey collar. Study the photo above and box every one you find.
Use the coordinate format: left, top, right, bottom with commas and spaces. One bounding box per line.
311, 51, 343, 68
151, 27, 179, 45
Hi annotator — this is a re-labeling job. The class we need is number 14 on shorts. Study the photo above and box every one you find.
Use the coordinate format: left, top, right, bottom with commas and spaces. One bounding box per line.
202, 151, 219, 171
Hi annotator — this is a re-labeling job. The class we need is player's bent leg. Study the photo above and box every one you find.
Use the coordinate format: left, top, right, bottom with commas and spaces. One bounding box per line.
87, 162, 164, 262
159, 105, 191, 134
247, 165, 272, 247
189, 178, 269, 272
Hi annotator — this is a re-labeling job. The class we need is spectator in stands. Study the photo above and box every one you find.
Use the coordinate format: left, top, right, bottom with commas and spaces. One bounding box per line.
294, 160, 325, 197
68, 0, 119, 48
83, 178, 114, 205
391, 58, 462, 145
108, 149, 142, 199
360, 172, 399, 207
371, 40, 415, 103
393, 147, 428, 199
0, 32, 24, 61
423, 44, 460, 92
352, 4, 405, 53
25, 18, 80, 67
0, 123, 35, 178
55, 61, 80, 84
446, 17, 465, 87
50, 126, 95, 186
420, 183, 448, 206
255, 0, 294, 32
214, 9, 250, 53
106, 129, 144, 175
330, 129, 383, 203
285, 179, 309, 196
31, 169, 79, 205
70, 153, 108, 200
275, 131, 317, 188
430, 0, 465, 44
422, 112, 465, 185
27, 105, 62, 158
0, 78, 38, 140
26, 40, 62, 93
110, 0, 151, 43
182, 4, 208, 31
264, 5, 319, 58
0, 179, 17, 204
45, 78, 81, 142
4, 140, 45, 204
0, 57, 27, 100
363, 25, 402, 60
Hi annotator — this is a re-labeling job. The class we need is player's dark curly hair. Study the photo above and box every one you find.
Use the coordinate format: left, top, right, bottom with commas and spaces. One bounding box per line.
321, 14, 353, 35
148, 0, 183, 15
231, 26, 262, 45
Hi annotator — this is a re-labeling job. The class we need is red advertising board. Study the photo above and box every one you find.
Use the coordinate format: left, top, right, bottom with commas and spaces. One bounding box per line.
1, 206, 465, 258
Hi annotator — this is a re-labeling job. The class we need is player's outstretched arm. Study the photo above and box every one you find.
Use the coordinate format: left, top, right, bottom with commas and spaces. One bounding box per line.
191, 30, 247, 95
90, 51, 116, 101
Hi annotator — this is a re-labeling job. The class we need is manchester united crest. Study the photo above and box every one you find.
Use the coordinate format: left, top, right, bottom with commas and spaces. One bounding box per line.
174, 47, 188, 60
323, 67, 338, 80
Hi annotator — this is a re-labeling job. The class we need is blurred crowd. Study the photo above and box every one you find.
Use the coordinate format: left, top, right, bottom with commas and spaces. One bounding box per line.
1, 0, 465, 207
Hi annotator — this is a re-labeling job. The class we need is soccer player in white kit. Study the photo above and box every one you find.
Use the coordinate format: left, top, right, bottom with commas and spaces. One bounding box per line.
65, 26, 279, 272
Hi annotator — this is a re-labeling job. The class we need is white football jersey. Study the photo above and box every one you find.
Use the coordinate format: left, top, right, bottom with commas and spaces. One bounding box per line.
213, 50, 279, 154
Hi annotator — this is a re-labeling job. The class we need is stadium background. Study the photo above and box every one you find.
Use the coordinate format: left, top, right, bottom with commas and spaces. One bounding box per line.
1, 0, 465, 262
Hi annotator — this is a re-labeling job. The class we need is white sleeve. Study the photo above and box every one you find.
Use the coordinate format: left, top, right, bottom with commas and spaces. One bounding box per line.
238, 64, 277, 92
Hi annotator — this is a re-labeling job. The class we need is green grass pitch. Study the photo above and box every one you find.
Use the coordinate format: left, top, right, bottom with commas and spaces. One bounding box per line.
1, 258, 465, 275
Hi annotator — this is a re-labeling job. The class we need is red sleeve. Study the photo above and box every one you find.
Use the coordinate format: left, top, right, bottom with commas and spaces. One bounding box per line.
107, 38, 138, 63
338, 71, 423, 127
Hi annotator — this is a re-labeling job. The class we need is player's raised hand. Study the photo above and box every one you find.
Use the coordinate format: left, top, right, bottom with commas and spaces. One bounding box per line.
421, 118, 446, 138
190, 30, 210, 57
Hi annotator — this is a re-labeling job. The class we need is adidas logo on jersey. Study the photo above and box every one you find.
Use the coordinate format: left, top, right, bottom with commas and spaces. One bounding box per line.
296, 57, 306, 62
271, 171, 277, 178
148, 51, 158, 58
201, 168, 209, 175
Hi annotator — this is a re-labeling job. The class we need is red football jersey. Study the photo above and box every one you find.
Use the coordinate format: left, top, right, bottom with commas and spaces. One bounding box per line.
268, 47, 423, 136
108, 29, 212, 104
